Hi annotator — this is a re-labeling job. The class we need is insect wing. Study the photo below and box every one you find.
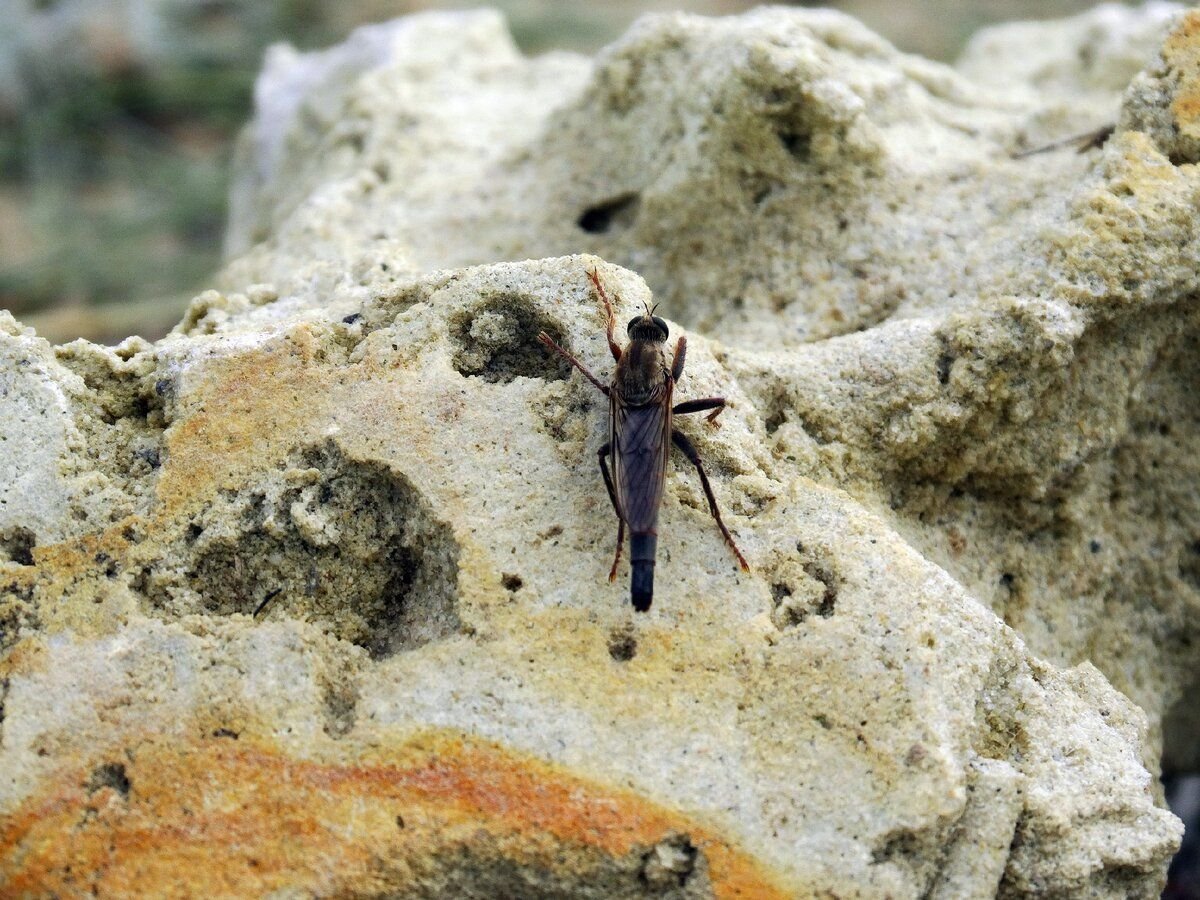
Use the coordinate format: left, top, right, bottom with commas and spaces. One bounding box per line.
611, 388, 671, 533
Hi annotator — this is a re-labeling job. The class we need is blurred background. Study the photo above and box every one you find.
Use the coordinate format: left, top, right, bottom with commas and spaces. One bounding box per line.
1, 0, 1114, 344
0, 1, 1197, 896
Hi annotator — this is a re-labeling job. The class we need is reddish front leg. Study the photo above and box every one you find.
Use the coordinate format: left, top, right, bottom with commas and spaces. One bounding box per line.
671, 336, 687, 382
587, 269, 622, 363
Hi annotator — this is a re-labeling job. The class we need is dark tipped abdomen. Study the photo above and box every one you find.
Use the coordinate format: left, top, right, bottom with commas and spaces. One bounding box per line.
630, 532, 657, 612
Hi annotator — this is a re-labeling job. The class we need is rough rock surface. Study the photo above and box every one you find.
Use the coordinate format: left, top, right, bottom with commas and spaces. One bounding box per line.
2, 4, 1197, 898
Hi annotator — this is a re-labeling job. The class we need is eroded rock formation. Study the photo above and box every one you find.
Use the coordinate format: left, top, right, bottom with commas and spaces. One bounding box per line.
3, 4, 1198, 896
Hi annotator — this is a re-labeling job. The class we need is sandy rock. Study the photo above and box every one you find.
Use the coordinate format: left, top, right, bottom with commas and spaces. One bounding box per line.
224, 1, 1200, 765
4, 4, 1199, 898
1121, 2, 1200, 164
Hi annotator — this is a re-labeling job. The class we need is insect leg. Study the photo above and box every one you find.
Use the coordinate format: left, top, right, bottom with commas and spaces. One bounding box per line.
598, 441, 625, 580
672, 396, 725, 425
609, 518, 626, 583
671, 429, 750, 571
586, 269, 622, 362
597, 442, 621, 517
537, 332, 609, 395
671, 336, 687, 381
1011, 123, 1114, 159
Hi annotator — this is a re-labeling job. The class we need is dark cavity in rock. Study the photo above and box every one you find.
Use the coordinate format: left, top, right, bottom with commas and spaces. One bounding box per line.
608, 628, 637, 662
451, 293, 572, 384
86, 762, 131, 798
138, 441, 461, 659
577, 192, 640, 234
0, 527, 36, 566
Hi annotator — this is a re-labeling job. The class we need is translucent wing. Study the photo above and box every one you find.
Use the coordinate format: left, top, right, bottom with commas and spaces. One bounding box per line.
611, 385, 672, 533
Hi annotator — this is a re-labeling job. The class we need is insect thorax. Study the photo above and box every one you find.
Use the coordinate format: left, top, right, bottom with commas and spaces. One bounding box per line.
615, 340, 670, 405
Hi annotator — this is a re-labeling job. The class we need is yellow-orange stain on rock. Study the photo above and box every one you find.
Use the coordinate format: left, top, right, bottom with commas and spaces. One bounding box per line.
1166, 10, 1200, 136
1, 731, 795, 899
157, 331, 339, 515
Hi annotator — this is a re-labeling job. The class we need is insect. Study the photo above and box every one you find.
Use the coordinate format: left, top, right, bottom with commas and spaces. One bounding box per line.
538, 270, 749, 611
1011, 123, 1114, 159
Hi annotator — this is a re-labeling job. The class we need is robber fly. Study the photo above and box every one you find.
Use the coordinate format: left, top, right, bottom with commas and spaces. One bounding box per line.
538, 270, 749, 611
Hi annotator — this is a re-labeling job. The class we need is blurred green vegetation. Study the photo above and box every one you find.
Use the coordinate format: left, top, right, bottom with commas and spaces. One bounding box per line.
0, 0, 353, 342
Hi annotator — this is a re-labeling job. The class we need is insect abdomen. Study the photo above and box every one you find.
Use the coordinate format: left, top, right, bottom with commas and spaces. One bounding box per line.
630, 532, 657, 611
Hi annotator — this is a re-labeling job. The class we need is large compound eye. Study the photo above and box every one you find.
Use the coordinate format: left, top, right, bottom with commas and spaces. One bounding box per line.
652, 316, 669, 339
627, 316, 641, 335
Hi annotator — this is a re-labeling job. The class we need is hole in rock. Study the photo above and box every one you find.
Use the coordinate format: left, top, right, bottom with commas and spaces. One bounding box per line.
803, 561, 837, 618
607, 628, 637, 662
639, 833, 699, 890
936, 352, 954, 386
451, 294, 571, 384
577, 192, 640, 234
0, 527, 36, 566
871, 829, 921, 865
762, 385, 791, 436
778, 128, 812, 160
140, 442, 461, 659
764, 406, 786, 435
765, 543, 840, 629
405, 833, 712, 898
86, 762, 131, 798
869, 825, 943, 893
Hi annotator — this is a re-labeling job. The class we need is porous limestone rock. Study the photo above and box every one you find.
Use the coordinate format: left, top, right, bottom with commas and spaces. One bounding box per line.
225, 0, 1200, 770
4, 4, 1198, 898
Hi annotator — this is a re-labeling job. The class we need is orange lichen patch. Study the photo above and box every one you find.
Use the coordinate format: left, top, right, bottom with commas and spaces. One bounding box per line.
0, 730, 795, 899
19, 523, 141, 586
1165, 10, 1200, 135
155, 332, 341, 515
4, 521, 144, 639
